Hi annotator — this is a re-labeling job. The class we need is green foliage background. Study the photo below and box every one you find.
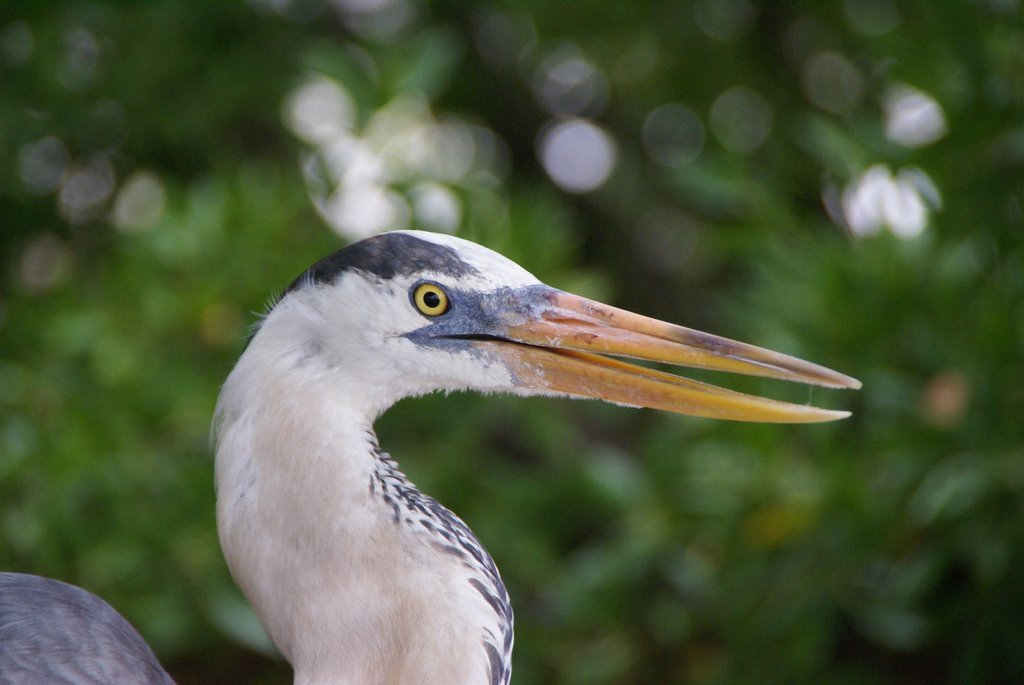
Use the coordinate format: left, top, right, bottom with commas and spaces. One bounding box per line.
2, 1, 1023, 683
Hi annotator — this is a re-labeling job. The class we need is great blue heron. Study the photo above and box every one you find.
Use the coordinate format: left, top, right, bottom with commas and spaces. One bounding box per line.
1, 231, 859, 684
0, 572, 173, 684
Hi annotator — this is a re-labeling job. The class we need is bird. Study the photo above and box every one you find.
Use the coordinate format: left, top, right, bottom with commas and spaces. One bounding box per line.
212, 230, 859, 684
0, 572, 173, 684
1, 230, 859, 684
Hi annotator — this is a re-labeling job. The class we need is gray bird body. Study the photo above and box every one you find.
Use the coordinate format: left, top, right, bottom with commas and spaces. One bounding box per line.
0, 572, 174, 685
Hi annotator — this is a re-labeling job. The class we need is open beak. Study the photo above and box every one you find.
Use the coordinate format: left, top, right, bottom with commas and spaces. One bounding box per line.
478, 289, 860, 423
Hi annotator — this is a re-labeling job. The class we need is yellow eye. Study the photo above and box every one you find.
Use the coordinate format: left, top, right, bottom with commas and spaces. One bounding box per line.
412, 283, 450, 316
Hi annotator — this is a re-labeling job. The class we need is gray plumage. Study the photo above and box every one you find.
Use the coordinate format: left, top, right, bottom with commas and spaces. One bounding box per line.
0, 572, 173, 685
285, 231, 479, 294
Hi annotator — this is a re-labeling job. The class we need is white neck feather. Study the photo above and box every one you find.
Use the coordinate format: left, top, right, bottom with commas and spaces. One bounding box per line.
214, 298, 511, 685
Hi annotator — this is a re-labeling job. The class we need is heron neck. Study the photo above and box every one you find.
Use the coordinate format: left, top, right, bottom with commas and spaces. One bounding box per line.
214, 337, 510, 684
214, 342, 380, 655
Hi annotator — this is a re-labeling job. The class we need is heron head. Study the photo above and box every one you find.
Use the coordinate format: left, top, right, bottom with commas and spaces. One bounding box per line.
255, 230, 859, 421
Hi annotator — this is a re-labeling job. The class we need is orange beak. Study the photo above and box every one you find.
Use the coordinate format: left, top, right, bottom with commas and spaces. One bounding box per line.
475, 290, 860, 423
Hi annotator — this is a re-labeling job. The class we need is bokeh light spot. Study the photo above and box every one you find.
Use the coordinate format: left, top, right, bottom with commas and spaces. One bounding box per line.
317, 182, 409, 239
883, 84, 947, 148
710, 86, 772, 154
58, 156, 116, 223
921, 371, 969, 428
19, 233, 73, 296
58, 27, 99, 92
427, 120, 477, 182
538, 118, 617, 194
18, 137, 70, 195
841, 164, 940, 238
285, 74, 504, 239
284, 76, 357, 146
411, 182, 461, 233
112, 171, 167, 232
802, 51, 864, 113
694, 0, 756, 41
333, 0, 416, 42
533, 46, 608, 116
642, 104, 705, 167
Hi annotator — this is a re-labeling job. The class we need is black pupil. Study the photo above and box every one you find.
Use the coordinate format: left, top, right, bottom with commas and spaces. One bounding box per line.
423, 290, 441, 309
